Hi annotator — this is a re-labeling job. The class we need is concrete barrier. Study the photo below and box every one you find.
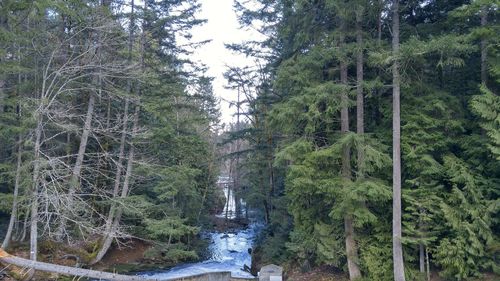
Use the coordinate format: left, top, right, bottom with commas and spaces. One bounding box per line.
258, 264, 283, 281
157, 271, 257, 281
161, 271, 231, 281
231, 276, 258, 281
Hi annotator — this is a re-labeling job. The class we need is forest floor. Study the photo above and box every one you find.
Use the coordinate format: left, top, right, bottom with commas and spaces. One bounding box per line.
282, 265, 499, 281
284, 265, 349, 281
94, 238, 157, 273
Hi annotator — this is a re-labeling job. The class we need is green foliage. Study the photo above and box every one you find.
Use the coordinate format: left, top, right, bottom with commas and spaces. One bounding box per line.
232, 0, 500, 280
145, 217, 199, 241
471, 85, 500, 159
434, 155, 497, 280
0, 0, 221, 266
0, 193, 14, 213
144, 243, 198, 263
359, 233, 393, 281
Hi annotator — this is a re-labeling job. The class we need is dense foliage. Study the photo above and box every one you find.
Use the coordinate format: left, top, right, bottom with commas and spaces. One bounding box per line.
229, 0, 499, 280
0, 0, 221, 266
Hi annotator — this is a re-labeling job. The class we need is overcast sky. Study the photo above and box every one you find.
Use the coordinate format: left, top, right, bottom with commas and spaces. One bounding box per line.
189, 0, 260, 125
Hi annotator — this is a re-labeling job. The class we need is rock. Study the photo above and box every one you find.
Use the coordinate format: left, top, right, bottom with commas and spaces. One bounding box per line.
243, 264, 251, 273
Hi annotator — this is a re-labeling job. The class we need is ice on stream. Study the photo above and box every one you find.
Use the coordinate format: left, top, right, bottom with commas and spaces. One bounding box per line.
140, 185, 261, 279
141, 224, 260, 279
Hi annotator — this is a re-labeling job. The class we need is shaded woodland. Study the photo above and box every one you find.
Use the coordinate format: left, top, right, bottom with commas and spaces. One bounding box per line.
0, 0, 499, 281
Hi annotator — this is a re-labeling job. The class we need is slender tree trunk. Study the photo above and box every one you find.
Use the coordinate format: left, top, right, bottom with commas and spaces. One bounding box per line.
261, 166, 270, 224
20, 207, 29, 242
425, 246, 430, 281
0, 14, 5, 113
8, 54, 24, 246
28, 110, 43, 278
106, 97, 111, 129
0, 80, 4, 113
419, 244, 425, 273
356, 7, 364, 177
0, 15, 7, 113
120, 104, 140, 205
91, 0, 136, 264
3, 64, 23, 247
480, 6, 488, 85
267, 157, 274, 219
2, 134, 23, 249
235, 88, 241, 219
197, 133, 218, 223
95, 103, 140, 262
377, 0, 382, 45
94, 2, 143, 260
57, 93, 96, 239
263, 199, 270, 224
91, 93, 128, 265
197, 162, 213, 223
392, 1, 406, 280
340, 16, 362, 281
267, 124, 274, 220
226, 186, 231, 219
419, 211, 425, 273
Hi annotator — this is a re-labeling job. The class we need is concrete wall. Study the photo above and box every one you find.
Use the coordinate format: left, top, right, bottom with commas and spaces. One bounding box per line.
230, 276, 258, 281
163, 271, 257, 281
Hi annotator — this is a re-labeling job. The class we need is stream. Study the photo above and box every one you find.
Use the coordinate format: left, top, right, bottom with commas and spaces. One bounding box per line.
139, 184, 261, 280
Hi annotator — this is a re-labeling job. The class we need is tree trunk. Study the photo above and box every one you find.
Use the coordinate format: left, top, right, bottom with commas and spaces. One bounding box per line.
263, 199, 270, 224
20, 207, 29, 242
267, 155, 274, 220
28, 110, 43, 278
0, 13, 4, 112
91, 0, 136, 264
356, 7, 364, 177
2, 134, 23, 249
419, 243, 425, 273
0, 249, 154, 281
425, 246, 430, 281
392, 1, 406, 280
0, 13, 5, 112
377, 0, 382, 45
0, 80, 4, 113
226, 186, 231, 219
480, 6, 488, 85
95, 71, 141, 264
57, 93, 96, 240
93, 103, 140, 263
91, 99, 129, 265
340, 16, 362, 281
197, 132, 218, 224
120, 104, 140, 210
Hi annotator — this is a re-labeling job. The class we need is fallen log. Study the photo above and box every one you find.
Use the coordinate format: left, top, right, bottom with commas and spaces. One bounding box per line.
0, 248, 154, 281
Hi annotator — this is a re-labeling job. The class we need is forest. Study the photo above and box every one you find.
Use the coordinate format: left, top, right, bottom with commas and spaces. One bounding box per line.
0, 0, 499, 281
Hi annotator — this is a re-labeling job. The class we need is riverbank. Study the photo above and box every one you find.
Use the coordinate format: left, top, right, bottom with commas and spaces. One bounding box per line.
138, 218, 261, 280
94, 216, 253, 274
0, 184, 261, 281
0, 216, 253, 279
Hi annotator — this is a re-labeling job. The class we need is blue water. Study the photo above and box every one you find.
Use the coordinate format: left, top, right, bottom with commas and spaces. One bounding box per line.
139, 186, 261, 279
140, 222, 262, 279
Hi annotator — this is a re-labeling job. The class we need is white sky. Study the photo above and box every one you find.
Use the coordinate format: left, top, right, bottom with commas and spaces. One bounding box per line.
189, 0, 260, 125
